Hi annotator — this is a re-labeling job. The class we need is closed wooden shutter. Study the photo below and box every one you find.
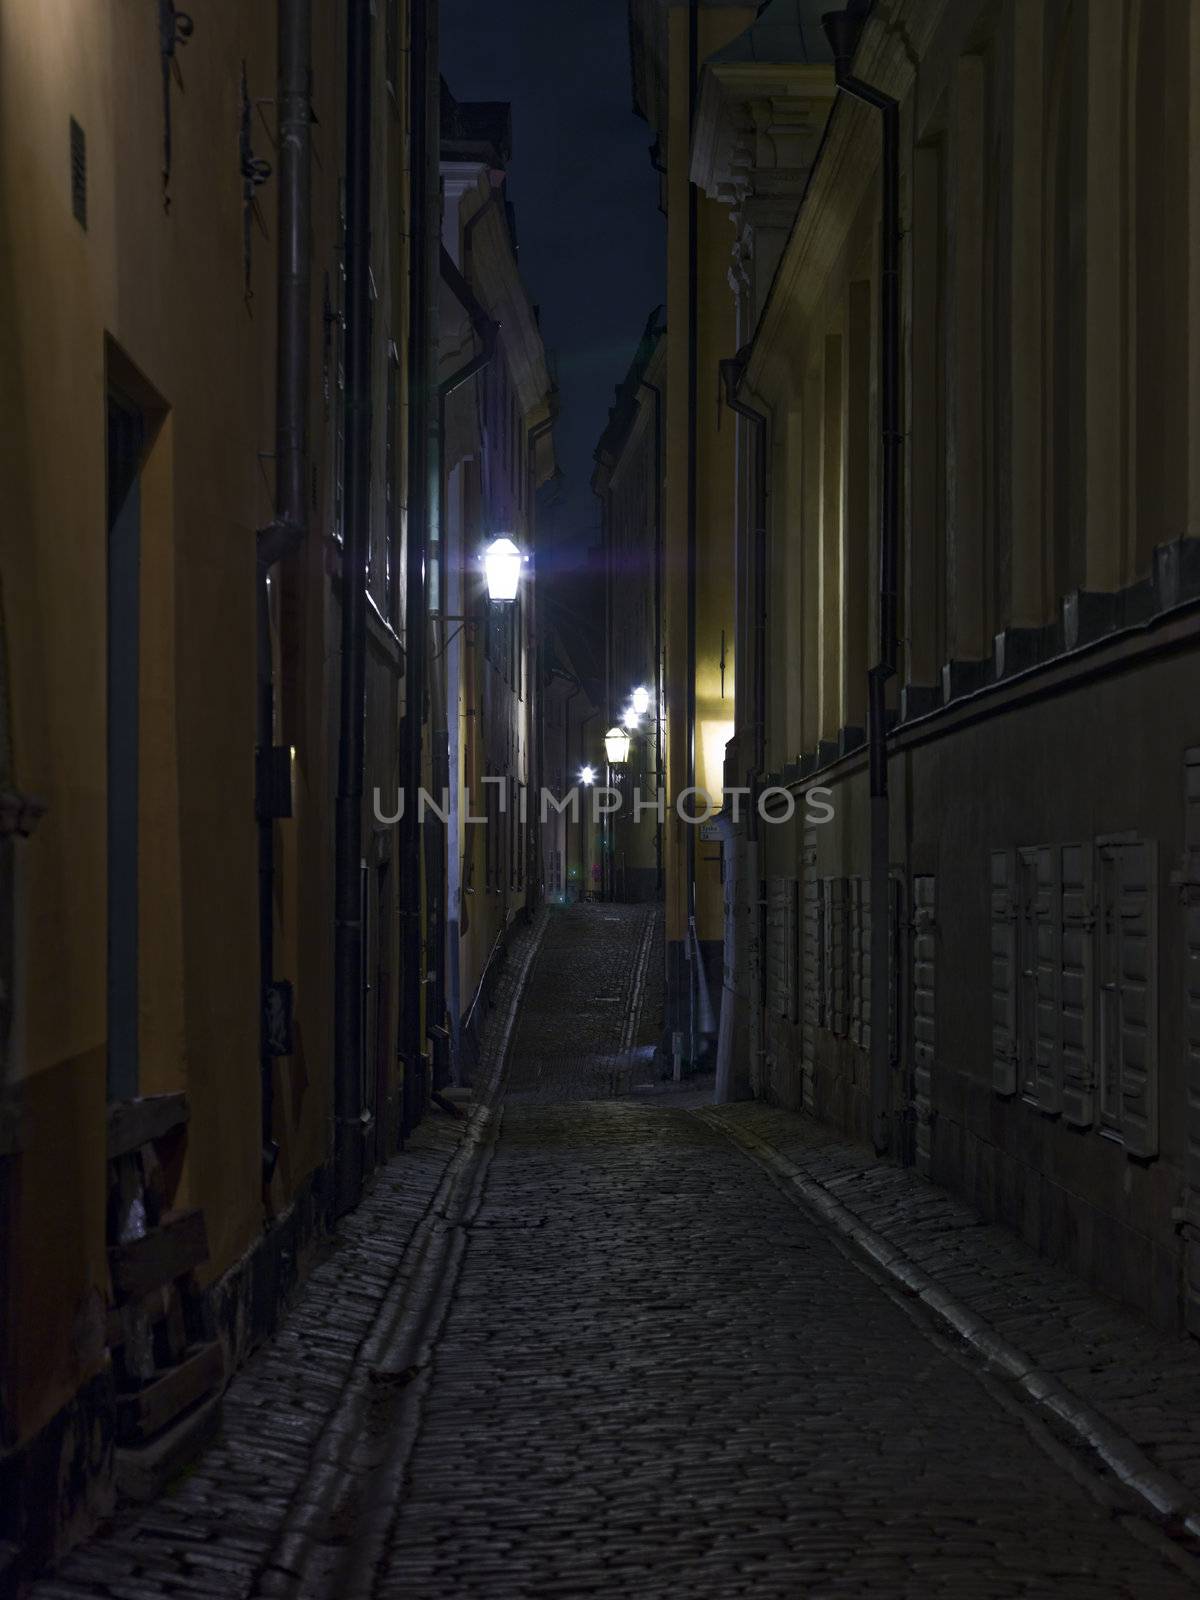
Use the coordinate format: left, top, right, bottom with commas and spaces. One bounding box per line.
888, 875, 900, 1063
850, 879, 865, 1045
1116, 840, 1157, 1160
1182, 751, 1200, 1332
824, 877, 848, 1036
766, 876, 799, 1023
991, 849, 1018, 1094
1030, 846, 1062, 1114
801, 828, 820, 1113
1059, 842, 1096, 1128
912, 875, 936, 1176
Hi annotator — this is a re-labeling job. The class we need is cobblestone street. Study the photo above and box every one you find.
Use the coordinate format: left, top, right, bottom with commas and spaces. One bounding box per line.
31, 905, 1200, 1598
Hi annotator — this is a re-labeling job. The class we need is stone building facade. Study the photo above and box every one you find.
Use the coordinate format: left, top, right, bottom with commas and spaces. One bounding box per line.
593, 309, 667, 906
633, 0, 1200, 1335
439, 94, 557, 1080
0, 2, 554, 1580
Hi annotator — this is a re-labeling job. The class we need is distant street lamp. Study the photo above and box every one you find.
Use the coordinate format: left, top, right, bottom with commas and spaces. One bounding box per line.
579, 765, 596, 786
622, 705, 640, 731
604, 725, 631, 765
483, 536, 523, 602
630, 685, 651, 716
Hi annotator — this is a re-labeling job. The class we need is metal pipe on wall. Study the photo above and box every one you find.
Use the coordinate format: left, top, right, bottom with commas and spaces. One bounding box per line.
524, 413, 556, 913
332, 0, 372, 1215
685, 0, 700, 1062
431, 247, 498, 1086
822, 3, 900, 1156
638, 374, 664, 896
717, 354, 768, 1104
399, 0, 439, 1140
256, 0, 311, 1185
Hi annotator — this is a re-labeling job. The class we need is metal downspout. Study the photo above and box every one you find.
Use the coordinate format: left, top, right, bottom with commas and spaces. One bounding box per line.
399, 0, 438, 1140
686, 0, 700, 1063
430, 247, 498, 1086
256, 0, 311, 1185
579, 705, 599, 892
718, 354, 769, 1103
524, 413, 555, 914
823, 5, 901, 1156
638, 374, 665, 896
332, 0, 372, 1214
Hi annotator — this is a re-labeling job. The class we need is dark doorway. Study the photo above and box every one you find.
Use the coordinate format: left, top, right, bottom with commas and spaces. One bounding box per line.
106, 391, 144, 1103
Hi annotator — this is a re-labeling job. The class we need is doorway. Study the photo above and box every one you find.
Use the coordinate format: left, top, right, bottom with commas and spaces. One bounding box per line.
106, 390, 144, 1103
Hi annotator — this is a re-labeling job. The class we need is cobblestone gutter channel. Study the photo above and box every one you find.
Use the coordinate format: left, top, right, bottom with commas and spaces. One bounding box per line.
699, 1103, 1200, 1547
29, 915, 548, 1600
29, 901, 1200, 1599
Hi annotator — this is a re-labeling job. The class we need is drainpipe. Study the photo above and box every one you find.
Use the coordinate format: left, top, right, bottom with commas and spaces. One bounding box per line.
255, 0, 311, 1185
685, 0, 700, 1063
823, 4, 900, 1156
332, 0, 372, 1214
524, 412, 555, 914
717, 354, 768, 1104
579, 705, 599, 893
431, 247, 498, 1086
638, 371, 664, 895
719, 357, 768, 784
399, 0, 437, 1139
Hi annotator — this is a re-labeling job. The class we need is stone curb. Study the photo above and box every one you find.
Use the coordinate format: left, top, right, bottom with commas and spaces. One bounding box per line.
694, 1107, 1200, 1544
254, 911, 550, 1599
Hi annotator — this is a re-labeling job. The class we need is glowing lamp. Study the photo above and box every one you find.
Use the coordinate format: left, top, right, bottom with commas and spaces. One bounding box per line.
604, 725, 631, 765
579, 765, 597, 786
631, 685, 651, 716
483, 536, 522, 602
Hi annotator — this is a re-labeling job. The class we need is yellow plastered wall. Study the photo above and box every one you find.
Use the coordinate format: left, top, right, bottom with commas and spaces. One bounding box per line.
0, 0, 325, 1446
662, 5, 751, 948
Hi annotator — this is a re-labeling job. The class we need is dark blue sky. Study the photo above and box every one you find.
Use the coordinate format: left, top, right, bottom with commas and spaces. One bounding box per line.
440, 0, 665, 558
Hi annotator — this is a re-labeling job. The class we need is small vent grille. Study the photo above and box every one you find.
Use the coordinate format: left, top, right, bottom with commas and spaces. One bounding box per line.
69, 117, 87, 229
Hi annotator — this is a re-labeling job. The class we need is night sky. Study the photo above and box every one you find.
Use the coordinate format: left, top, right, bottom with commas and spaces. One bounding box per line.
440, 0, 665, 568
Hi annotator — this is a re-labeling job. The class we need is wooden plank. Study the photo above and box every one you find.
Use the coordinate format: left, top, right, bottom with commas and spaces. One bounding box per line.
109, 1208, 208, 1301
115, 1341, 224, 1443
107, 1093, 189, 1160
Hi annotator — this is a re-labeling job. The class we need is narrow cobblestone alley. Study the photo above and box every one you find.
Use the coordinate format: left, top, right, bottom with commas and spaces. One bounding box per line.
30, 907, 1200, 1599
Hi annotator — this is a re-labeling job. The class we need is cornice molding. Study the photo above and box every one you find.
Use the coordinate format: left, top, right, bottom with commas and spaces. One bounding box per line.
744, 6, 924, 394
691, 61, 835, 201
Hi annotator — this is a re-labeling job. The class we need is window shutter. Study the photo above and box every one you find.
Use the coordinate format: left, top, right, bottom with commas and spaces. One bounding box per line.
801, 829, 820, 1113
766, 877, 798, 1022
912, 875, 936, 1176
827, 877, 848, 1036
1060, 842, 1096, 1128
991, 849, 1018, 1094
1117, 840, 1157, 1159
1032, 846, 1062, 1114
1183, 751, 1200, 1332
809, 869, 826, 1032
849, 879, 864, 1045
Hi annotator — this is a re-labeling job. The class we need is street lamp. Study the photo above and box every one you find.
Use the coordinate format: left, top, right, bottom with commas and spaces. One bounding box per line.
630, 685, 651, 716
483, 536, 523, 602
579, 765, 596, 786
604, 725, 631, 765
622, 705, 640, 731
